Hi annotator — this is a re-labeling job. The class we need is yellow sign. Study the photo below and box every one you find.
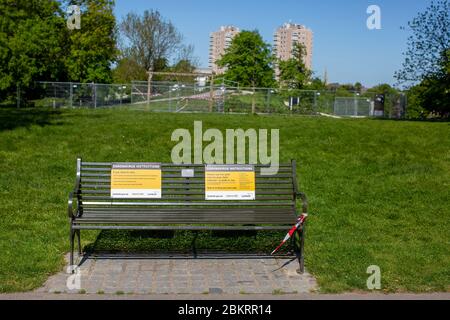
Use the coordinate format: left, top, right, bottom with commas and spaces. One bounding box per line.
111, 163, 161, 199
205, 165, 255, 200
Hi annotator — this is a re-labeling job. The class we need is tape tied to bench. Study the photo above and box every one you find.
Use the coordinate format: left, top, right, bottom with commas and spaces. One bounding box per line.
271, 213, 308, 255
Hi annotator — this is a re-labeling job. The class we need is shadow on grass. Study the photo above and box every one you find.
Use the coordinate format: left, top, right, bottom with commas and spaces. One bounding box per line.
78, 229, 296, 268
0, 107, 108, 131
0, 108, 65, 131
83, 229, 283, 257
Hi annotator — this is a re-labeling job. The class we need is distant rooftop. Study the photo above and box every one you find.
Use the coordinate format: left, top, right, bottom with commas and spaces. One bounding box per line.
219, 25, 240, 32
278, 22, 312, 31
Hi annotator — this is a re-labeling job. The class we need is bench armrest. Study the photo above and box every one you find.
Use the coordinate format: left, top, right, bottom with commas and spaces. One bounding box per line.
68, 192, 77, 219
296, 192, 308, 214
68, 158, 82, 219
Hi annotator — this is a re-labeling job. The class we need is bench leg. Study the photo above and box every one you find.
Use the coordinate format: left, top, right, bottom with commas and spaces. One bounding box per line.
295, 226, 305, 274
70, 227, 75, 270
191, 231, 198, 258
76, 230, 82, 256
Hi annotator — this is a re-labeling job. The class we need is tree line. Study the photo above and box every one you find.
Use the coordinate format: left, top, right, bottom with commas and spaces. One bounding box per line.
0, 0, 198, 104
0, 0, 448, 118
395, 0, 449, 118
0, 0, 117, 102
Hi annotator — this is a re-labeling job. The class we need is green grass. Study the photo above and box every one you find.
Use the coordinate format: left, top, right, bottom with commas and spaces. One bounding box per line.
0, 108, 449, 293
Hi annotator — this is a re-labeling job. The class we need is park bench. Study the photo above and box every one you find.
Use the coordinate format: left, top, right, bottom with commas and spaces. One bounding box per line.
67, 158, 309, 272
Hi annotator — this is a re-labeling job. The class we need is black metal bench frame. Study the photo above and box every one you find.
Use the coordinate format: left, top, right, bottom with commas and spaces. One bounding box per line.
68, 158, 308, 272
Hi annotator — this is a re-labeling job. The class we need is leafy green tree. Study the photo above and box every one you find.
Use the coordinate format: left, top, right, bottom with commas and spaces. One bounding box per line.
406, 82, 430, 119
366, 83, 398, 96
217, 30, 275, 88
395, 0, 449, 85
354, 82, 363, 94
407, 56, 449, 118
334, 86, 354, 97
112, 57, 148, 83
395, 0, 449, 117
171, 60, 196, 74
305, 77, 327, 91
278, 42, 312, 89
0, 0, 67, 103
65, 0, 118, 83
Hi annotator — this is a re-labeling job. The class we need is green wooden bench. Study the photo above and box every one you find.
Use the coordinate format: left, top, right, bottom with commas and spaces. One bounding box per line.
68, 158, 308, 272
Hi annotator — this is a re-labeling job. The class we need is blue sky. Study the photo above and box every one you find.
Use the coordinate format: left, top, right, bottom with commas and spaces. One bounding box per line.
114, 0, 431, 87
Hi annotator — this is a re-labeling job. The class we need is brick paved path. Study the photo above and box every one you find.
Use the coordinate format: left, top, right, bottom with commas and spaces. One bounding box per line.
38, 254, 318, 295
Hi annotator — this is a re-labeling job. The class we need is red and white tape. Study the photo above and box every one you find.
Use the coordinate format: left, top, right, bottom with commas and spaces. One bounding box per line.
271, 214, 308, 255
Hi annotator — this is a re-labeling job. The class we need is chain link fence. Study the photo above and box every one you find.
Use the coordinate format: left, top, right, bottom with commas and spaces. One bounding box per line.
29, 81, 131, 109
24, 81, 406, 118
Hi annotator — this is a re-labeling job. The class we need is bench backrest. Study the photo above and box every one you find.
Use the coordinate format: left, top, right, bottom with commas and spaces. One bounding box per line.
75, 159, 299, 212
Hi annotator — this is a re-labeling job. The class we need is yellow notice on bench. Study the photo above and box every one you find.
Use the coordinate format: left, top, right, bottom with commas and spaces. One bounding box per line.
205, 165, 255, 200
111, 163, 161, 199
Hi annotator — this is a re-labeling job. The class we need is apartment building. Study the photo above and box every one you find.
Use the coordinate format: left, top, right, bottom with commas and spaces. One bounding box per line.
274, 23, 313, 76
209, 26, 240, 74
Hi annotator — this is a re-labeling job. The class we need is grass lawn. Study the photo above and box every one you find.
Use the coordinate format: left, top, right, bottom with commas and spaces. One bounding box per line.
0, 108, 449, 293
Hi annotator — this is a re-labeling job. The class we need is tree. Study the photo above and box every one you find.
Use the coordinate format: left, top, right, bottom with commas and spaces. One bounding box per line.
217, 30, 275, 88
395, 0, 449, 117
354, 82, 363, 94
112, 57, 148, 83
395, 0, 449, 85
407, 57, 449, 118
65, 0, 118, 83
175, 44, 200, 70
278, 42, 312, 89
161, 44, 200, 82
0, 0, 67, 103
305, 77, 327, 91
120, 10, 182, 72
366, 83, 398, 96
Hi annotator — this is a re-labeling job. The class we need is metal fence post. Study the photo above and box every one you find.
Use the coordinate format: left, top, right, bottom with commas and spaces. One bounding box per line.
93, 82, 97, 109
209, 74, 214, 112
147, 70, 153, 106
169, 87, 172, 112
120, 85, 123, 106
314, 90, 317, 113
16, 84, 20, 109
69, 82, 73, 108
403, 93, 407, 119
252, 87, 256, 114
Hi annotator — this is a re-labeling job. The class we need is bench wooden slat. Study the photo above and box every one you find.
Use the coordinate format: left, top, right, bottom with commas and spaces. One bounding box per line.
80, 167, 294, 173
81, 162, 293, 168
80, 184, 294, 190
81, 178, 294, 185
80, 207, 295, 212
80, 195, 295, 200
72, 226, 291, 231
80, 190, 294, 195
80, 173, 294, 179
75, 220, 294, 225
81, 201, 295, 206
75, 214, 295, 224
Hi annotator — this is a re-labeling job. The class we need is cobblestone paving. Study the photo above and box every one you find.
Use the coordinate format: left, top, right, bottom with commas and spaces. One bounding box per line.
38, 254, 318, 295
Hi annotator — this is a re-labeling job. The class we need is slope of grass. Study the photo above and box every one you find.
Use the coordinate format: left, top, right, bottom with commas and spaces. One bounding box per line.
0, 108, 449, 293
